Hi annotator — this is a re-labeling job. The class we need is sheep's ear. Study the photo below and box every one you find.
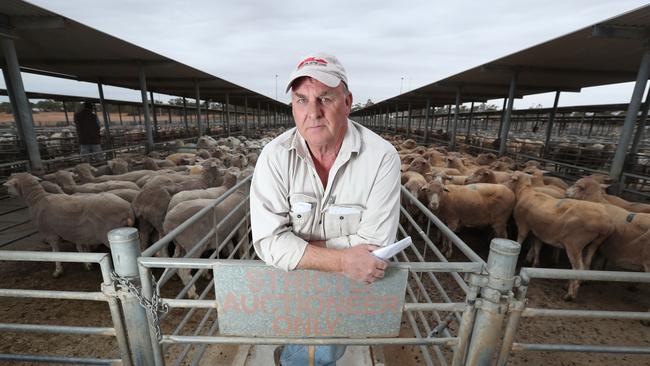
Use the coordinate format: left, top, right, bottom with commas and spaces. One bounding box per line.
420, 186, 429, 192
540, 170, 550, 174
600, 184, 610, 189
443, 186, 450, 192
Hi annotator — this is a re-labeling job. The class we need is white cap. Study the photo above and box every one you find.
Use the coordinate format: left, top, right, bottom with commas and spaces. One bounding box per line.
285, 53, 348, 93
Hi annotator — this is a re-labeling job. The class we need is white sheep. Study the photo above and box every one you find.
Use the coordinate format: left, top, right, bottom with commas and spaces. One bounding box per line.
4, 173, 135, 278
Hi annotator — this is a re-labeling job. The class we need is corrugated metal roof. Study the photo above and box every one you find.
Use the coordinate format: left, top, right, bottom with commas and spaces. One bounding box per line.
354, 4, 650, 113
0, 0, 287, 109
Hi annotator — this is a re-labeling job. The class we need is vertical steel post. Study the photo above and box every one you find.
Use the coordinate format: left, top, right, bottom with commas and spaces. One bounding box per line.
1, 38, 43, 171
543, 91, 561, 158
464, 239, 521, 365
395, 103, 399, 133
62, 100, 70, 126
257, 102, 261, 130
498, 72, 518, 156
406, 103, 412, 138
118, 104, 123, 126
244, 97, 249, 135
97, 82, 113, 151
267, 104, 271, 128
1, 65, 25, 143
108, 228, 157, 366
467, 101, 475, 140
497, 97, 507, 138
195, 82, 202, 136
149, 90, 158, 138
137, 67, 154, 152
450, 88, 461, 151
611, 49, 650, 180
424, 99, 431, 144
274, 105, 278, 128
225, 94, 231, 136
167, 107, 172, 128
630, 85, 650, 155
182, 97, 189, 135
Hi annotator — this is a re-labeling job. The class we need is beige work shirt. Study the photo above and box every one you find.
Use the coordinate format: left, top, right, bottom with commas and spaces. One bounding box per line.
250, 119, 401, 271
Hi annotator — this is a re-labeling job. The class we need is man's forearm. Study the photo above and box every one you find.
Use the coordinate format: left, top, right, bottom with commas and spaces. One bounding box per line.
296, 244, 342, 272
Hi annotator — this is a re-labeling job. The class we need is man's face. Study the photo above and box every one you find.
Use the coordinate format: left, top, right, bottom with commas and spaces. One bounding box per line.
291, 77, 352, 149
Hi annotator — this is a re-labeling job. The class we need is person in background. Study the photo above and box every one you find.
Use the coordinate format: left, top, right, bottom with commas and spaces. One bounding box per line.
74, 101, 102, 158
250, 53, 401, 366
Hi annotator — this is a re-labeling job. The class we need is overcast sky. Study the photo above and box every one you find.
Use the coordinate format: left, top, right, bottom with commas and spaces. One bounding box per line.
3, 0, 650, 110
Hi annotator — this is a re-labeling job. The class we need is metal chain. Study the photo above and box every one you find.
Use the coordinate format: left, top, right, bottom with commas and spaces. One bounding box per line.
111, 271, 169, 341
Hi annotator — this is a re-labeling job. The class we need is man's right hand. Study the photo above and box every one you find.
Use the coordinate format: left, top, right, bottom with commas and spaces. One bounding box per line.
339, 244, 387, 284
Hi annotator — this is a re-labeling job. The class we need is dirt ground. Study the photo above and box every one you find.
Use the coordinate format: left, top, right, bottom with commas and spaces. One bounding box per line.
1, 196, 649, 365
0, 112, 173, 128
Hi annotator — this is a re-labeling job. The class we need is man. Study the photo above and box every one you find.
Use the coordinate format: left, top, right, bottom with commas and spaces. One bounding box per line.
74, 101, 102, 157
250, 53, 401, 365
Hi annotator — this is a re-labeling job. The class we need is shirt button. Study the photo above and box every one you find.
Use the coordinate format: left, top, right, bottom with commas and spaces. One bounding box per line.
339, 216, 344, 220
297, 214, 302, 218
319, 221, 322, 224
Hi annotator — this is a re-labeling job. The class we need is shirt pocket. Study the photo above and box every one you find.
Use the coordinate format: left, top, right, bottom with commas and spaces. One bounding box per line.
289, 193, 318, 240
324, 204, 364, 239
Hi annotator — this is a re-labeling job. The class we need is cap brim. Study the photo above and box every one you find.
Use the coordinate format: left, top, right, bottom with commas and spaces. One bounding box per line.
285, 69, 342, 93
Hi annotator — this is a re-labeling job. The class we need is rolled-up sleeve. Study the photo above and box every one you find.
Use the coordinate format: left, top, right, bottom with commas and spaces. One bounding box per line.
250, 145, 308, 271
325, 149, 401, 249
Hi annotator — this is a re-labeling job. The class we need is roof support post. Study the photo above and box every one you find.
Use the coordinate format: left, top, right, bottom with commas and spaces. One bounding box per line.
0, 37, 42, 172
543, 91, 561, 158
611, 49, 650, 180
406, 103, 412, 139
267, 104, 271, 128
97, 82, 113, 151
1, 65, 25, 143
182, 97, 189, 136
467, 101, 475, 140
257, 102, 261, 130
118, 104, 123, 126
446, 104, 452, 133
137, 66, 154, 152
395, 103, 399, 133
498, 71, 518, 156
424, 98, 432, 144
630, 85, 650, 155
450, 87, 461, 151
497, 97, 508, 138
205, 100, 211, 132
244, 97, 249, 135
225, 94, 231, 136
274, 105, 277, 128
149, 90, 158, 138
62, 100, 70, 126
195, 82, 202, 136
166, 107, 171, 129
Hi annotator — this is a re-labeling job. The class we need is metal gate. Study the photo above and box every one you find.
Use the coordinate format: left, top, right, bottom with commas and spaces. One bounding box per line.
1, 175, 649, 365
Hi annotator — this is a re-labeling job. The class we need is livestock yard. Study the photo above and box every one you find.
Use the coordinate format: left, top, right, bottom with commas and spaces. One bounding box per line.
1, 1, 650, 366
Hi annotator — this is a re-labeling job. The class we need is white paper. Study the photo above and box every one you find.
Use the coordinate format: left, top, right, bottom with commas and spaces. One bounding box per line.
327, 206, 362, 215
372, 237, 413, 260
291, 202, 312, 214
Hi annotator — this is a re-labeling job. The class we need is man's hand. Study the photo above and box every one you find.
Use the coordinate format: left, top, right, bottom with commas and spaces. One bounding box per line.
339, 244, 387, 283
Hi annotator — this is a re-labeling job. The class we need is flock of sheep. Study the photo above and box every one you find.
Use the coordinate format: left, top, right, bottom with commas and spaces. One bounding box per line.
3, 128, 649, 305
391, 135, 650, 303
3, 133, 277, 297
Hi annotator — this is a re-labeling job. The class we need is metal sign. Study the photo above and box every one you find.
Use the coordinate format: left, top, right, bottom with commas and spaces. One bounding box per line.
213, 261, 408, 338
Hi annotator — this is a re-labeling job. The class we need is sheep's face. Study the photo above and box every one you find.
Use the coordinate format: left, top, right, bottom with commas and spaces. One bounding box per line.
407, 158, 427, 174
421, 181, 446, 211
466, 168, 491, 184
566, 178, 601, 200
3, 178, 19, 196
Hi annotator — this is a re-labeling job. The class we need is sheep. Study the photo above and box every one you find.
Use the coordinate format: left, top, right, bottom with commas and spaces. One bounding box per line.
566, 177, 650, 214
133, 162, 226, 248
567, 182, 650, 272
406, 157, 461, 177
3, 173, 135, 278
95, 159, 130, 176
75, 163, 169, 184
475, 153, 497, 166
55, 170, 139, 194
162, 182, 250, 298
465, 167, 511, 184
420, 180, 515, 257
509, 171, 614, 301
40, 180, 64, 194
167, 171, 238, 211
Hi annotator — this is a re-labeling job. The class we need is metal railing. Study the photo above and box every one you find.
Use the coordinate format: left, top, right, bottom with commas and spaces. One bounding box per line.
0, 250, 130, 365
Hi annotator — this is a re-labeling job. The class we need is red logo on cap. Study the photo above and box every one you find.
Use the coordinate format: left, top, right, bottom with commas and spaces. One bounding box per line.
297, 57, 328, 69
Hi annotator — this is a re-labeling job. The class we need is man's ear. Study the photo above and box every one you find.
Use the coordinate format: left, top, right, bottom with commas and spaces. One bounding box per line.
345, 90, 353, 111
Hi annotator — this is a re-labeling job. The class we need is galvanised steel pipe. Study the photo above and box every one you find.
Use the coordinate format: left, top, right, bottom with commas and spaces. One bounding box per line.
521, 308, 650, 320
0, 323, 115, 336
163, 335, 457, 346
137, 66, 154, 152
0, 354, 121, 365
464, 239, 520, 366
511, 343, 650, 354
520, 267, 650, 283
108, 228, 156, 366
